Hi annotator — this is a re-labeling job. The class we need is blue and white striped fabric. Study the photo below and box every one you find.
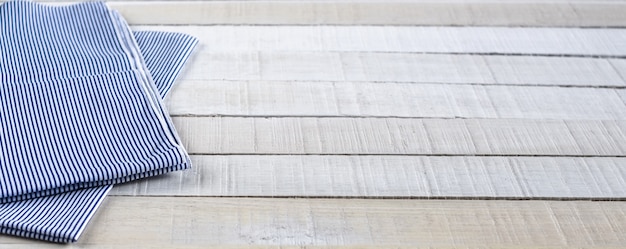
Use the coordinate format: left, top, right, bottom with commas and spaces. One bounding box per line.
0, 31, 197, 243
0, 0, 198, 243
136, 31, 198, 98
0, 186, 112, 243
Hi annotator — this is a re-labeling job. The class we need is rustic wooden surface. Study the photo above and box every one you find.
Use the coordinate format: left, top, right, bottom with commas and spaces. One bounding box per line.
2, 0, 626, 248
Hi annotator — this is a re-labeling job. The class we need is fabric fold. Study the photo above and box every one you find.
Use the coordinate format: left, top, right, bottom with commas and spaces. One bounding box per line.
1, 1, 198, 243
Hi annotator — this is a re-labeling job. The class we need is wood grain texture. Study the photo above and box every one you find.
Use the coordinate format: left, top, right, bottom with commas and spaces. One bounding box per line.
3, 198, 626, 248
166, 80, 626, 119
179, 51, 626, 87
82, 1, 626, 27
617, 89, 626, 106
172, 117, 626, 156
134, 26, 626, 56
109, 155, 626, 199
485, 56, 626, 86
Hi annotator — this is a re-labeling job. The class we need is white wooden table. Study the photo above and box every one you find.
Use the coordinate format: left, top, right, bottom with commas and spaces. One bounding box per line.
2, 0, 626, 248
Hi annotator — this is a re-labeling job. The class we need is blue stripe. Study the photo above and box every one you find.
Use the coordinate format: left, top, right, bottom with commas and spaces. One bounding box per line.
0, 0, 198, 243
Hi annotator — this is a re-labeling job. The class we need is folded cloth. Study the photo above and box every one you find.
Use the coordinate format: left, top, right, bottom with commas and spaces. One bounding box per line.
0, 1, 197, 243
0, 186, 112, 243
0, 31, 198, 243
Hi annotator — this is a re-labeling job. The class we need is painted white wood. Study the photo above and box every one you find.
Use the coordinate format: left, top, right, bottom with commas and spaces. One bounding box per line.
180, 51, 626, 87
166, 80, 626, 119
610, 59, 626, 83
182, 51, 494, 83
617, 89, 626, 108
4, 198, 626, 247
559, 120, 626, 155
172, 117, 626, 156
134, 26, 626, 56
486, 56, 625, 86
109, 155, 626, 199
42, 1, 626, 27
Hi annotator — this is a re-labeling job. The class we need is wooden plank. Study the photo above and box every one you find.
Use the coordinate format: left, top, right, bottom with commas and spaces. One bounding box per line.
486, 56, 625, 86
134, 26, 626, 56
182, 51, 494, 83
166, 80, 626, 119
51, 1, 626, 27
180, 51, 626, 87
3, 198, 626, 247
172, 117, 626, 156
109, 155, 626, 199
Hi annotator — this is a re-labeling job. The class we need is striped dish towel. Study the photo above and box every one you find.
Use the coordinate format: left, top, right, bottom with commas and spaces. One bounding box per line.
0, 1, 198, 243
